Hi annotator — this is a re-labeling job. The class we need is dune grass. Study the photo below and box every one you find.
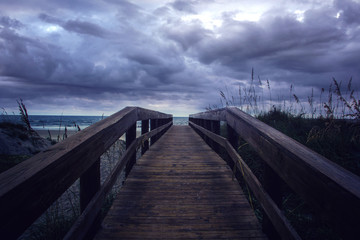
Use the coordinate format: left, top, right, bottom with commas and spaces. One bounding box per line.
213, 70, 360, 239
0, 101, 126, 239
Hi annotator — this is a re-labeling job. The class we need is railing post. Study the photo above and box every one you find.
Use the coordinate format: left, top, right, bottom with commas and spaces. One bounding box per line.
200, 119, 205, 140
227, 124, 238, 149
80, 158, 100, 238
159, 119, 165, 137
204, 120, 211, 146
226, 123, 240, 179
262, 165, 283, 240
141, 119, 149, 155
150, 119, 158, 146
168, 117, 173, 128
211, 120, 221, 154
80, 159, 100, 211
125, 122, 136, 177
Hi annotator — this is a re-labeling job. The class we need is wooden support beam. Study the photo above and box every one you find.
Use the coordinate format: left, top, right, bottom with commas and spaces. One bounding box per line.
80, 159, 100, 212
225, 106, 360, 238
262, 164, 283, 240
65, 122, 172, 240
204, 119, 211, 146
0, 106, 172, 239
211, 120, 221, 154
150, 119, 158, 146
189, 121, 301, 240
80, 158, 100, 239
227, 123, 238, 149
125, 123, 136, 177
141, 119, 149, 155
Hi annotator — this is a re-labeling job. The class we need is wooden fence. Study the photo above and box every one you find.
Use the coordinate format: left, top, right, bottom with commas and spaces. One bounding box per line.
1, 105, 359, 239
0, 107, 172, 239
189, 107, 360, 240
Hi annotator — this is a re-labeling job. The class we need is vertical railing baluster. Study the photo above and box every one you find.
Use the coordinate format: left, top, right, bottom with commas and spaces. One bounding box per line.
150, 118, 158, 146
141, 119, 149, 155
262, 165, 283, 239
211, 120, 221, 154
204, 119, 211, 146
227, 124, 238, 149
80, 158, 100, 238
125, 122, 136, 177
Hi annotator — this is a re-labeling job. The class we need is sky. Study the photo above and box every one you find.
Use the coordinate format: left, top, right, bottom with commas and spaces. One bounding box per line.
0, 0, 359, 116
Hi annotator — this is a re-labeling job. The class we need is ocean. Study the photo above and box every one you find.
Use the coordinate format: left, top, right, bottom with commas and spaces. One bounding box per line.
0, 115, 189, 131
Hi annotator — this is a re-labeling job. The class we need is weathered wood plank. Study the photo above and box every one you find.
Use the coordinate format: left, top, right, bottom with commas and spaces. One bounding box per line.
189, 108, 226, 121
190, 120, 300, 240
141, 119, 149, 154
0, 107, 172, 239
0, 107, 138, 239
95, 126, 266, 240
136, 107, 172, 120
225, 107, 360, 237
64, 121, 172, 240
79, 158, 101, 239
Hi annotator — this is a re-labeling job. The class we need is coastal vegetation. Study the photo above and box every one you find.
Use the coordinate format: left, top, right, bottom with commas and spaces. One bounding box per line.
213, 70, 359, 175
1, 71, 359, 239
213, 70, 360, 239
0, 101, 51, 173
0, 101, 126, 239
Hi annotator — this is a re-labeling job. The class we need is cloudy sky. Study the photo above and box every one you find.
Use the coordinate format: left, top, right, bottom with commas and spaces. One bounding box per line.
0, 0, 359, 116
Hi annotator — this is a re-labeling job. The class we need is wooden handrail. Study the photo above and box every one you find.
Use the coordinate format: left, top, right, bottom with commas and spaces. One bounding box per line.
189, 121, 300, 240
0, 107, 172, 239
64, 121, 172, 240
189, 107, 360, 239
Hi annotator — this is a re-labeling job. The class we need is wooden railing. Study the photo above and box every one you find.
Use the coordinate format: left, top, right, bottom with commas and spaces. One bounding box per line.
0, 107, 172, 239
189, 107, 360, 240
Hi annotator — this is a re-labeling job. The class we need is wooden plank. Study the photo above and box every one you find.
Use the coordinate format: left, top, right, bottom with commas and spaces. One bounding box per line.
225, 107, 360, 237
125, 123, 136, 177
136, 107, 172, 120
0, 107, 138, 239
79, 158, 101, 238
262, 164, 283, 239
141, 119, 149, 155
64, 121, 172, 240
150, 118, 158, 146
0, 106, 172, 239
191, 120, 300, 240
225, 142, 300, 240
64, 139, 138, 240
80, 159, 100, 212
189, 122, 226, 147
95, 126, 266, 240
189, 108, 226, 121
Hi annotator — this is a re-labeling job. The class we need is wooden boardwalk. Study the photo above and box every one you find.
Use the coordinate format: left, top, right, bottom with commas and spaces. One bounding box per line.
95, 125, 266, 239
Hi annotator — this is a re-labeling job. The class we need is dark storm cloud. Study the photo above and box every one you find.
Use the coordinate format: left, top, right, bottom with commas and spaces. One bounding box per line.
0, 0, 103, 13
0, 27, 59, 81
187, 4, 360, 89
170, 0, 196, 13
38, 13, 63, 25
63, 20, 109, 38
0, 16, 23, 29
335, 0, 360, 24
126, 51, 163, 66
109, 0, 142, 19
1, 0, 359, 115
163, 21, 211, 50
39, 13, 110, 38
0, 14, 191, 106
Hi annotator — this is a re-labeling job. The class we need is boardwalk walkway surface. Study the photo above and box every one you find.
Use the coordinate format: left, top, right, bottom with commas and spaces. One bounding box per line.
95, 125, 266, 239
